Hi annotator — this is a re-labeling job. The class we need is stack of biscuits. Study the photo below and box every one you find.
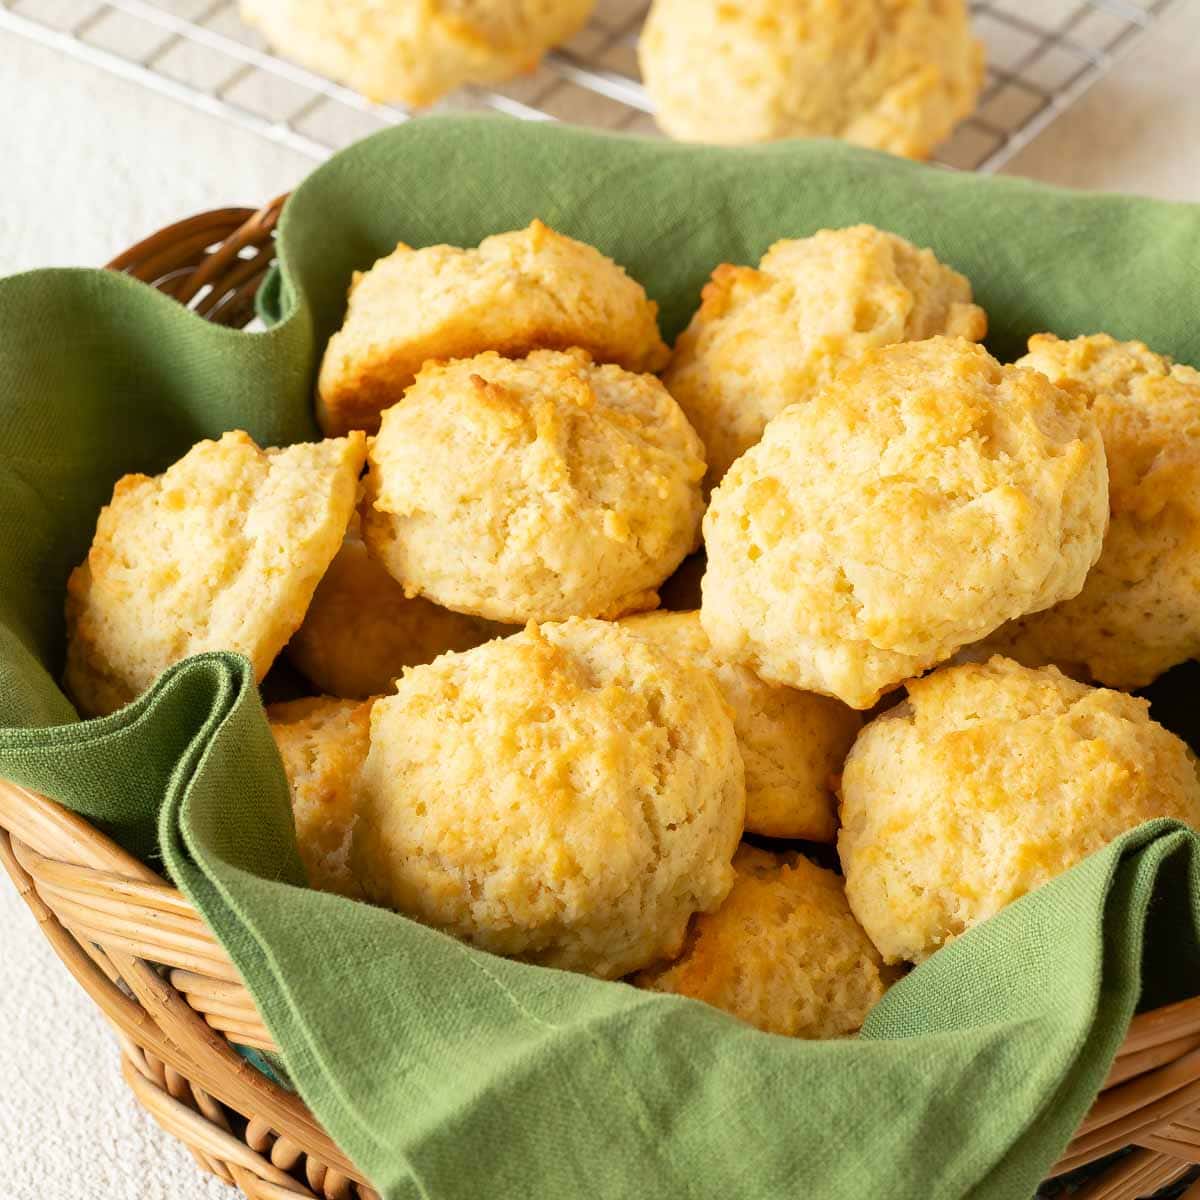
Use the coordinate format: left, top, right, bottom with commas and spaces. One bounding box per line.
65, 218, 1200, 1039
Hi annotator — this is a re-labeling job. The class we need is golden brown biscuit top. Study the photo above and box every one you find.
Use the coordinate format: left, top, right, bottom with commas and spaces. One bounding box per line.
352, 617, 745, 978
700, 337, 1108, 707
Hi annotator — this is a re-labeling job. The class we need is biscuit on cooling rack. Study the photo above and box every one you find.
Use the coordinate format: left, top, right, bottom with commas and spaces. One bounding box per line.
240, 0, 595, 109
639, 0, 982, 154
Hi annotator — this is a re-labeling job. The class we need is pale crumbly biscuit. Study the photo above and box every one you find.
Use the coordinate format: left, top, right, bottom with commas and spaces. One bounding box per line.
239, 0, 594, 109
639, 0, 983, 154
975, 334, 1200, 689
622, 611, 860, 840
268, 696, 373, 898
362, 349, 706, 624
288, 528, 509, 699
700, 337, 1109, 709
352, 618, 746, 978
317, 220, 669, 435
839, 657, 1200, 964
664, 226, 987, 484
65, 431, 366, 717
635, 845, 896, 1038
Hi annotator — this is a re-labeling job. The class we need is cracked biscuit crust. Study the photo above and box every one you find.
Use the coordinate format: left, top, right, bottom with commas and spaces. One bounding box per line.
362, 348, 706, 624
663, 225, 986, 485
700, 337, 1108, 709
636, 845, 897, 1037
65, 431, 366, 716
622, 611, 860, 840
317, 220, 669, 435
352, 618, 746, 979
838, 657, 1200, 963
978, 334, 1200, 688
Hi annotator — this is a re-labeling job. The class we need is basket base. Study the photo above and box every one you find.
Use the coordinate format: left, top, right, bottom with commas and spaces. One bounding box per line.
122, 1045, 378, 1200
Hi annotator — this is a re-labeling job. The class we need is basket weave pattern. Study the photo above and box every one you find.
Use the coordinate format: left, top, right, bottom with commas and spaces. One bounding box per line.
1, 203, 1200, 1199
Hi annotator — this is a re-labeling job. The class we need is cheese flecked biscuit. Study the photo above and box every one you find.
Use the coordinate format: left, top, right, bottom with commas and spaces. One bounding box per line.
268, 696, 373, 898
636, 845, 897, 1038
978, 334, 1200, 688
362, 349, 706, 624
639, 0, 983, 154
64, 430, 366, 716
240, 0, 594, 109
317, 220, 668, 435
289, 528, 509, 698
663, 226, 986, 483
352, 619, 746, 979
839, 657, 1200, 963
700, 337, 1109, 709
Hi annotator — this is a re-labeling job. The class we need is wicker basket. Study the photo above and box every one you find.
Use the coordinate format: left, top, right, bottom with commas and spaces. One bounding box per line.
3, 203, 1200, 1200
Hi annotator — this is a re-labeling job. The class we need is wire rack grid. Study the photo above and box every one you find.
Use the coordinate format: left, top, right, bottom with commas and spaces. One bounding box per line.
0, 0, 1180, 172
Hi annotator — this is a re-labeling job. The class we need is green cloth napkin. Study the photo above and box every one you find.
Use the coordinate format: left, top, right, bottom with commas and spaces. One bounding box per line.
2, 117, 1199, 1200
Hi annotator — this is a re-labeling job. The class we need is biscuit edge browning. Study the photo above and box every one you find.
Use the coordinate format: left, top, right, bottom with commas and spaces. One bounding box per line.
64, 430, 366, 717
837, 656, 1200, 964
699, 337, 1108, 709
977, 332, 1200, 688
351, 617, 746, 979
360, 349, 705, 625
316, 219, 669, 436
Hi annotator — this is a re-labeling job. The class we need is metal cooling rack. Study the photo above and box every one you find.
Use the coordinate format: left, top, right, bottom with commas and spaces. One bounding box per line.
0, 0, 1179, 171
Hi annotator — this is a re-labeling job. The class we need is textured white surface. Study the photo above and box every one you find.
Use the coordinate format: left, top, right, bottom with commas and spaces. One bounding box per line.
1, 4, 1198, 1197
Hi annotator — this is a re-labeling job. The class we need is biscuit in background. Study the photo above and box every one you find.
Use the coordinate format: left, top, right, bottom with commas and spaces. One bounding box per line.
318, 220, 668, 435
362, 349, 705, 624
64, 431, 366, 717
664, 225, 986, 484
635, 845, 897, 1038
838, 657, 1200, 964
240, 0, 595, 109
701, 337, 1108, 709
975, 334, 1200, 690
622, 611, 860, 841
639, 0, 982, 154
352, 618, 745, 979
289, 529, 510, 699
268, 696, 373, 898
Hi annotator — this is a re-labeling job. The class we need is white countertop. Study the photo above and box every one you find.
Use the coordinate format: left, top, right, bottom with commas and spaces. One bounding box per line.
1, 5, 1198, 1197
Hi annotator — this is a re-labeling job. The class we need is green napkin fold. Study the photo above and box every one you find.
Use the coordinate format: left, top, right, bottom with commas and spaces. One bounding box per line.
1, 118, 1199, 1200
